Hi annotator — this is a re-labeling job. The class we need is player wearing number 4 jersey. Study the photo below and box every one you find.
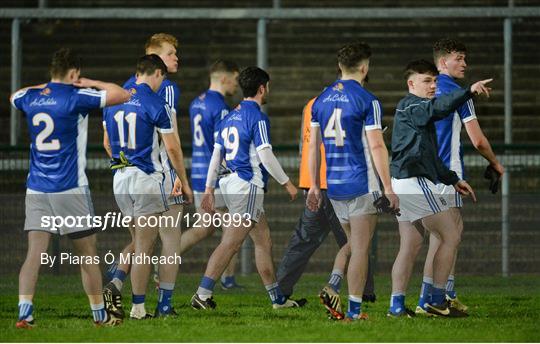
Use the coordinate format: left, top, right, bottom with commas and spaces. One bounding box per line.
103, 54, 190, 320
307, 42, 398, 321
11, 48, 130, 328
191, 66, 305, 310
306, 43, 399, 320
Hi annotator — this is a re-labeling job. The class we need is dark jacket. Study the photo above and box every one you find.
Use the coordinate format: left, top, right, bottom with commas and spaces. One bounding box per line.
390, 87, 473, 185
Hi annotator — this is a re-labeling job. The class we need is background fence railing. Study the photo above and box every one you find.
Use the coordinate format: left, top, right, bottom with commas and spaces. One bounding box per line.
1, 144, 538, 276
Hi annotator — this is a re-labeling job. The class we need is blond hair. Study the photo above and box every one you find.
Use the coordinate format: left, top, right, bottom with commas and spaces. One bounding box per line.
145, 33, 178, 53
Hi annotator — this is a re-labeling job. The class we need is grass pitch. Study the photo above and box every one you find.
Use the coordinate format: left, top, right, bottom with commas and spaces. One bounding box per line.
1, 274, 539, 342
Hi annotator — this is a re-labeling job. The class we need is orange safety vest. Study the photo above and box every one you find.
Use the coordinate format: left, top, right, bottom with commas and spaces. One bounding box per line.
298, 98, 327, 189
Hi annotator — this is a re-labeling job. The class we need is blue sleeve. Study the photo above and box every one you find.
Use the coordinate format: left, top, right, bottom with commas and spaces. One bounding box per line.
364, 98, 383, 131
457, 98, 477, 123
74, 88, 106, 114
215, 121, 224, 150
155, 103, 174, 134
252, 112, 272, 151
10, 89, 28, 111
164, 83, 180, 112
213, 105, 229, 139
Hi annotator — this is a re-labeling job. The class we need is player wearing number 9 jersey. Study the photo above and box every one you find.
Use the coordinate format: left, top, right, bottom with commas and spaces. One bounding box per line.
10, 48, 130, 328
307, 42, 398, 321
191, 67, 304, 310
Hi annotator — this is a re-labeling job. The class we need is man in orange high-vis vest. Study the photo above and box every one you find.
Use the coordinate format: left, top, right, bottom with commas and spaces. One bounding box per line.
276, 97, 375, 302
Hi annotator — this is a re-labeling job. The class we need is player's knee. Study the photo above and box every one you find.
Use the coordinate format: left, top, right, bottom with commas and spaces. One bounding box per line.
221, 239, 243, 254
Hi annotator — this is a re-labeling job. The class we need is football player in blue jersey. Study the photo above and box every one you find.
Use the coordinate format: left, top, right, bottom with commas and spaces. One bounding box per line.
307, 42, 399, 321
414, 38, 504, 314
11, 48, 130, 328
191, 66, 305, 310
182, 59, 243, 289
388, 59, 491, 317
103, 54, 188, 319
104, 33, 192, 307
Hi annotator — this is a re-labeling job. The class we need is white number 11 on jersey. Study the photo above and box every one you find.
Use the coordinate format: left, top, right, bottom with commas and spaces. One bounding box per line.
114, 110, 137, 149
324, 108, 346, 147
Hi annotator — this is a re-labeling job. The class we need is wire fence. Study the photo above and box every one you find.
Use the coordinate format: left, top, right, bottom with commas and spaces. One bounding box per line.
0, 144, 538, 276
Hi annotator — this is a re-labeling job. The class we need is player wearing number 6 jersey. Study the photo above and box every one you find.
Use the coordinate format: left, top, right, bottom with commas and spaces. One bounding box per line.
103, 54, 189, 319
307, 42, 398, 321
11, 48, 130, 328
191, 66, 306, 310
183, 60, 243, 289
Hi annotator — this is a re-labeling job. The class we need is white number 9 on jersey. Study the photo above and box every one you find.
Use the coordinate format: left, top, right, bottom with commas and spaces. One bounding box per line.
221, 126, 239, 160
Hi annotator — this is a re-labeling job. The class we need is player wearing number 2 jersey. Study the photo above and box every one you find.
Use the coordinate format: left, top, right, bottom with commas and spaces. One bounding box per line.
11, 48, 130, 328
307, 42, 398, 321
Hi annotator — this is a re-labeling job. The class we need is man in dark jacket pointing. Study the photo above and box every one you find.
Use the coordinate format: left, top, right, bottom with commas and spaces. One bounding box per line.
387, 59, 492, 317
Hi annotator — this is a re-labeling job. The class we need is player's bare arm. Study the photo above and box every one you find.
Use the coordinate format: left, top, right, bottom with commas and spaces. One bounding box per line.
366, 129, 399, 211
169, 111, 194, 204
161, 132, 186, 198
465, 119, 504, 175
306, 125, 322, 211
102, 126, 112, 159
73, 77, 130, 106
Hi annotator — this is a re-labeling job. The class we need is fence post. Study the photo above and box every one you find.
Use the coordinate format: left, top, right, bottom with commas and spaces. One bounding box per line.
502, 12, 513, 277
240, 17, 269, 276
11, 18, 21, 147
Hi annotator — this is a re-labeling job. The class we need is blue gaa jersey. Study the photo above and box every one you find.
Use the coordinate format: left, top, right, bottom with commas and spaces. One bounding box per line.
124, 75, 180, 172
11, 83, 106, 193
189, 90, 230, 192
103, 83, 174, 175
311, 80, 382, 200
215, 100, 271, 188
435, 74, 477, 179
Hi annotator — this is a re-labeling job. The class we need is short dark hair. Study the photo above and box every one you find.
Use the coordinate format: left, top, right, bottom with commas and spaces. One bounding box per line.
50, 48, 81, 79
238, 66, 270, 98
136, 54, 168, 77
337, 42, 372, 73
433, 37, 467, 63
209, 59, 239, 76
404, 59, 438, 80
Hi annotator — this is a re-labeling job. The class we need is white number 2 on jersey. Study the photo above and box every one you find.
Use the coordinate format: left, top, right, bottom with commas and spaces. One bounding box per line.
114, 110, 137, 149
221, 126, 239, 161
33, 112, 60, 151
323, 108, 346, 147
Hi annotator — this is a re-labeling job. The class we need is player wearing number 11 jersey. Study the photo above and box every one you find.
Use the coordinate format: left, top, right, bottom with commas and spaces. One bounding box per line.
103, 54, 189, 320
307, 42, 398, 321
